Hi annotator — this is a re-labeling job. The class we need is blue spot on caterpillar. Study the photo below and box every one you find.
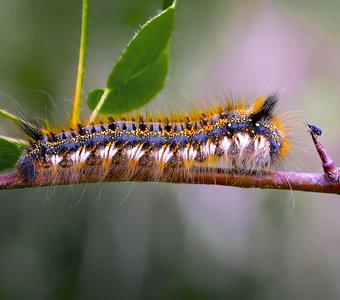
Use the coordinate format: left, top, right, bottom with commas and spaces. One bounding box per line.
16, 95, 289, 182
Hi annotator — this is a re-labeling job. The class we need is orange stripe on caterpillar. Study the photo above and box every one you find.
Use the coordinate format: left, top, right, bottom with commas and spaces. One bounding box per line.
16, 94, 289, 182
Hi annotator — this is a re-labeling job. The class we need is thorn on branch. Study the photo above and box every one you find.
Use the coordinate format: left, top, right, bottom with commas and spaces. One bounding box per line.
307, 123, 340, 183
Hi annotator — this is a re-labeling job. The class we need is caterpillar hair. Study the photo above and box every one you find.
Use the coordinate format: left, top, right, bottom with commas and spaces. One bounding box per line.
16, 94, 289, 184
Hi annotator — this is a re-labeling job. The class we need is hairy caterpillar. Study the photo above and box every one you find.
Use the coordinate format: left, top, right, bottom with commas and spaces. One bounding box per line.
16, 94, 289, 183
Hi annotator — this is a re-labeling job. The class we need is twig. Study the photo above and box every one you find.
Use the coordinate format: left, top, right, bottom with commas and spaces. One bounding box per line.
308, 127, 340, 183
0, 168, 340, 194
71, 0, 89, 127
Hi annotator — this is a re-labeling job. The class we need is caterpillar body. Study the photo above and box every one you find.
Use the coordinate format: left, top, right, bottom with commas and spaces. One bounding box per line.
16, 95, 288, 183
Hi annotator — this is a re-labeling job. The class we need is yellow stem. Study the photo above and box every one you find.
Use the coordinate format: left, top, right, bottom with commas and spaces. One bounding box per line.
71, 0, 89, 127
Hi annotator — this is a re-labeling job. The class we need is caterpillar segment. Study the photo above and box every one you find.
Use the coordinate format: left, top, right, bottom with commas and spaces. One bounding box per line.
16, 95, 288, 182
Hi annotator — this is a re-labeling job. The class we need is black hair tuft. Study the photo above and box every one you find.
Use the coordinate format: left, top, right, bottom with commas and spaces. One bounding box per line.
19, 122, 44, 142
252, 94, 279, 122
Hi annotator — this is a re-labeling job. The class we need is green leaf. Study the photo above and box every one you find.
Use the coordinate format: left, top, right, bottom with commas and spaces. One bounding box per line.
0, 136, 26, 172
87, 1, 175, 115
163, 0, 175, 10
88, 49, 168, 113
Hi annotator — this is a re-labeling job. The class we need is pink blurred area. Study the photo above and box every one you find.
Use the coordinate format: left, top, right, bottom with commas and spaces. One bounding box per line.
166, 2, 340, 297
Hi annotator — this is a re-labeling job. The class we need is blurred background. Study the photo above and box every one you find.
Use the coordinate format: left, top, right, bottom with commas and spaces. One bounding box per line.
1, 0, 340, 299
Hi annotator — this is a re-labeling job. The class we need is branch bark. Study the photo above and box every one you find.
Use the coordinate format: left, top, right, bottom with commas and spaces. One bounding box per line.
0, 168, 340, 194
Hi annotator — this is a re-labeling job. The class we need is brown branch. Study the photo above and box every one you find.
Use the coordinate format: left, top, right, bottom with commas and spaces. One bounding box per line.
310, 131, 340, 183
0, 168, 340, 194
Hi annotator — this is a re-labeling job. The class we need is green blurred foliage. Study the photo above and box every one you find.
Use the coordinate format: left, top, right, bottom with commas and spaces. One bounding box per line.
0, 136, 25, 171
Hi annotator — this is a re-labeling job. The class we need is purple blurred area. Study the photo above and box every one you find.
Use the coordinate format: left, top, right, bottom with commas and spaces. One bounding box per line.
0, 0, 340, 299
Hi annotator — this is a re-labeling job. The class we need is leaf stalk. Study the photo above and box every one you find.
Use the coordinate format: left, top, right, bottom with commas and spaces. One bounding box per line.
71, 0, 89, 127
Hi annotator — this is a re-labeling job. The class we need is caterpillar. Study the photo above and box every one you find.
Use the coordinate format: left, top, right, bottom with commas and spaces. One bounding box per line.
16, 94, 289, 183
